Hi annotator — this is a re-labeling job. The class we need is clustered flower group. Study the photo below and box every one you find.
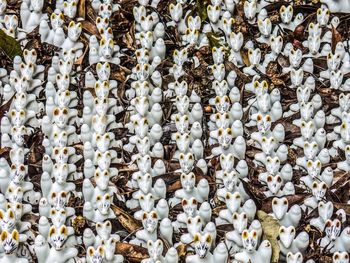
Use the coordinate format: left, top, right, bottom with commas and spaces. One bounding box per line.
0, 0, 350, 262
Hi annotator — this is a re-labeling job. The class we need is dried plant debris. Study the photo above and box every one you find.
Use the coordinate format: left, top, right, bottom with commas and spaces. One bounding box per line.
1, 0, 350, 262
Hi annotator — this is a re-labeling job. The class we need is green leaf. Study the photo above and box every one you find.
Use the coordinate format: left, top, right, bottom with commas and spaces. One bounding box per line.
257, 210, 280, 263
0, 30, 22, 59
196, 0, 209, 21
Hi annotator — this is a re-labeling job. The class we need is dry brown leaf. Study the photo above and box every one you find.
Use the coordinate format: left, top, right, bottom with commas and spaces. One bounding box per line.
271, 77, 285, 86
78, 0, 86, 19
331, 171, 350, 190
334, 180, 350, 203
240, 179, 266, 202
334, 202, 350, 215
86, 1, 97, 22
168, 180, 182, 192
0, 147, 11, 156
115, 242, 148, 262
81, 20, 100, 37
265, 61, 279, 76
293, 23, 306, 41
241, 49, 250, 67
261, 194, 307, 213
122, 23, 136, 50
277, 54, 290, 68
319, 256, 333, 263
71, 215, 87, 235
288, 147, 298, 163
21, 213, 39, 227
176, 243, 188, 258
75, 45, 89, 65
111, 205, 142, 233
212, 205, 226, 217
0, 95, 14, 117
111, 66, 130, 82
257, 210, 280, 263
216, 223, 234, 236
331, 26, 342, 54
225, 61, 251, 83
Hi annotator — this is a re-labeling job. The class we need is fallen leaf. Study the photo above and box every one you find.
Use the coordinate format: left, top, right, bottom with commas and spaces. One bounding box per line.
0, 147, 11, 156
331, 26, 342, 54
80, 20, 100, 37
122, 23, 136, 50
78, 0, 86, 19
333, 180, 349, 203
86, 1, 97, 22
168, 180, 182, 193
277, 54, 290, 68
0, 95, 14, 117
75, 45, 89, 65
271, 77, 285, 86
331, 171, 350, 190
111, 205, 142, 233
176, 243, 188, 258
216, 224, 234, 238
334, 202, 350, 215
71, 215, 87, 235
206, 32, 224, 48
241, 49, 250, 67
294, 24, 306, 41
0, 30, 22, 59
21, 213, 39, 227
257, 210, 280, 263
240, 179, 266, 202
115, 242, 148, 262
261, 194, 307, 213
196, 0, 209, 21
312, 57, 328, 73
319, 255, 333, 263
111, 66, 130, 82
